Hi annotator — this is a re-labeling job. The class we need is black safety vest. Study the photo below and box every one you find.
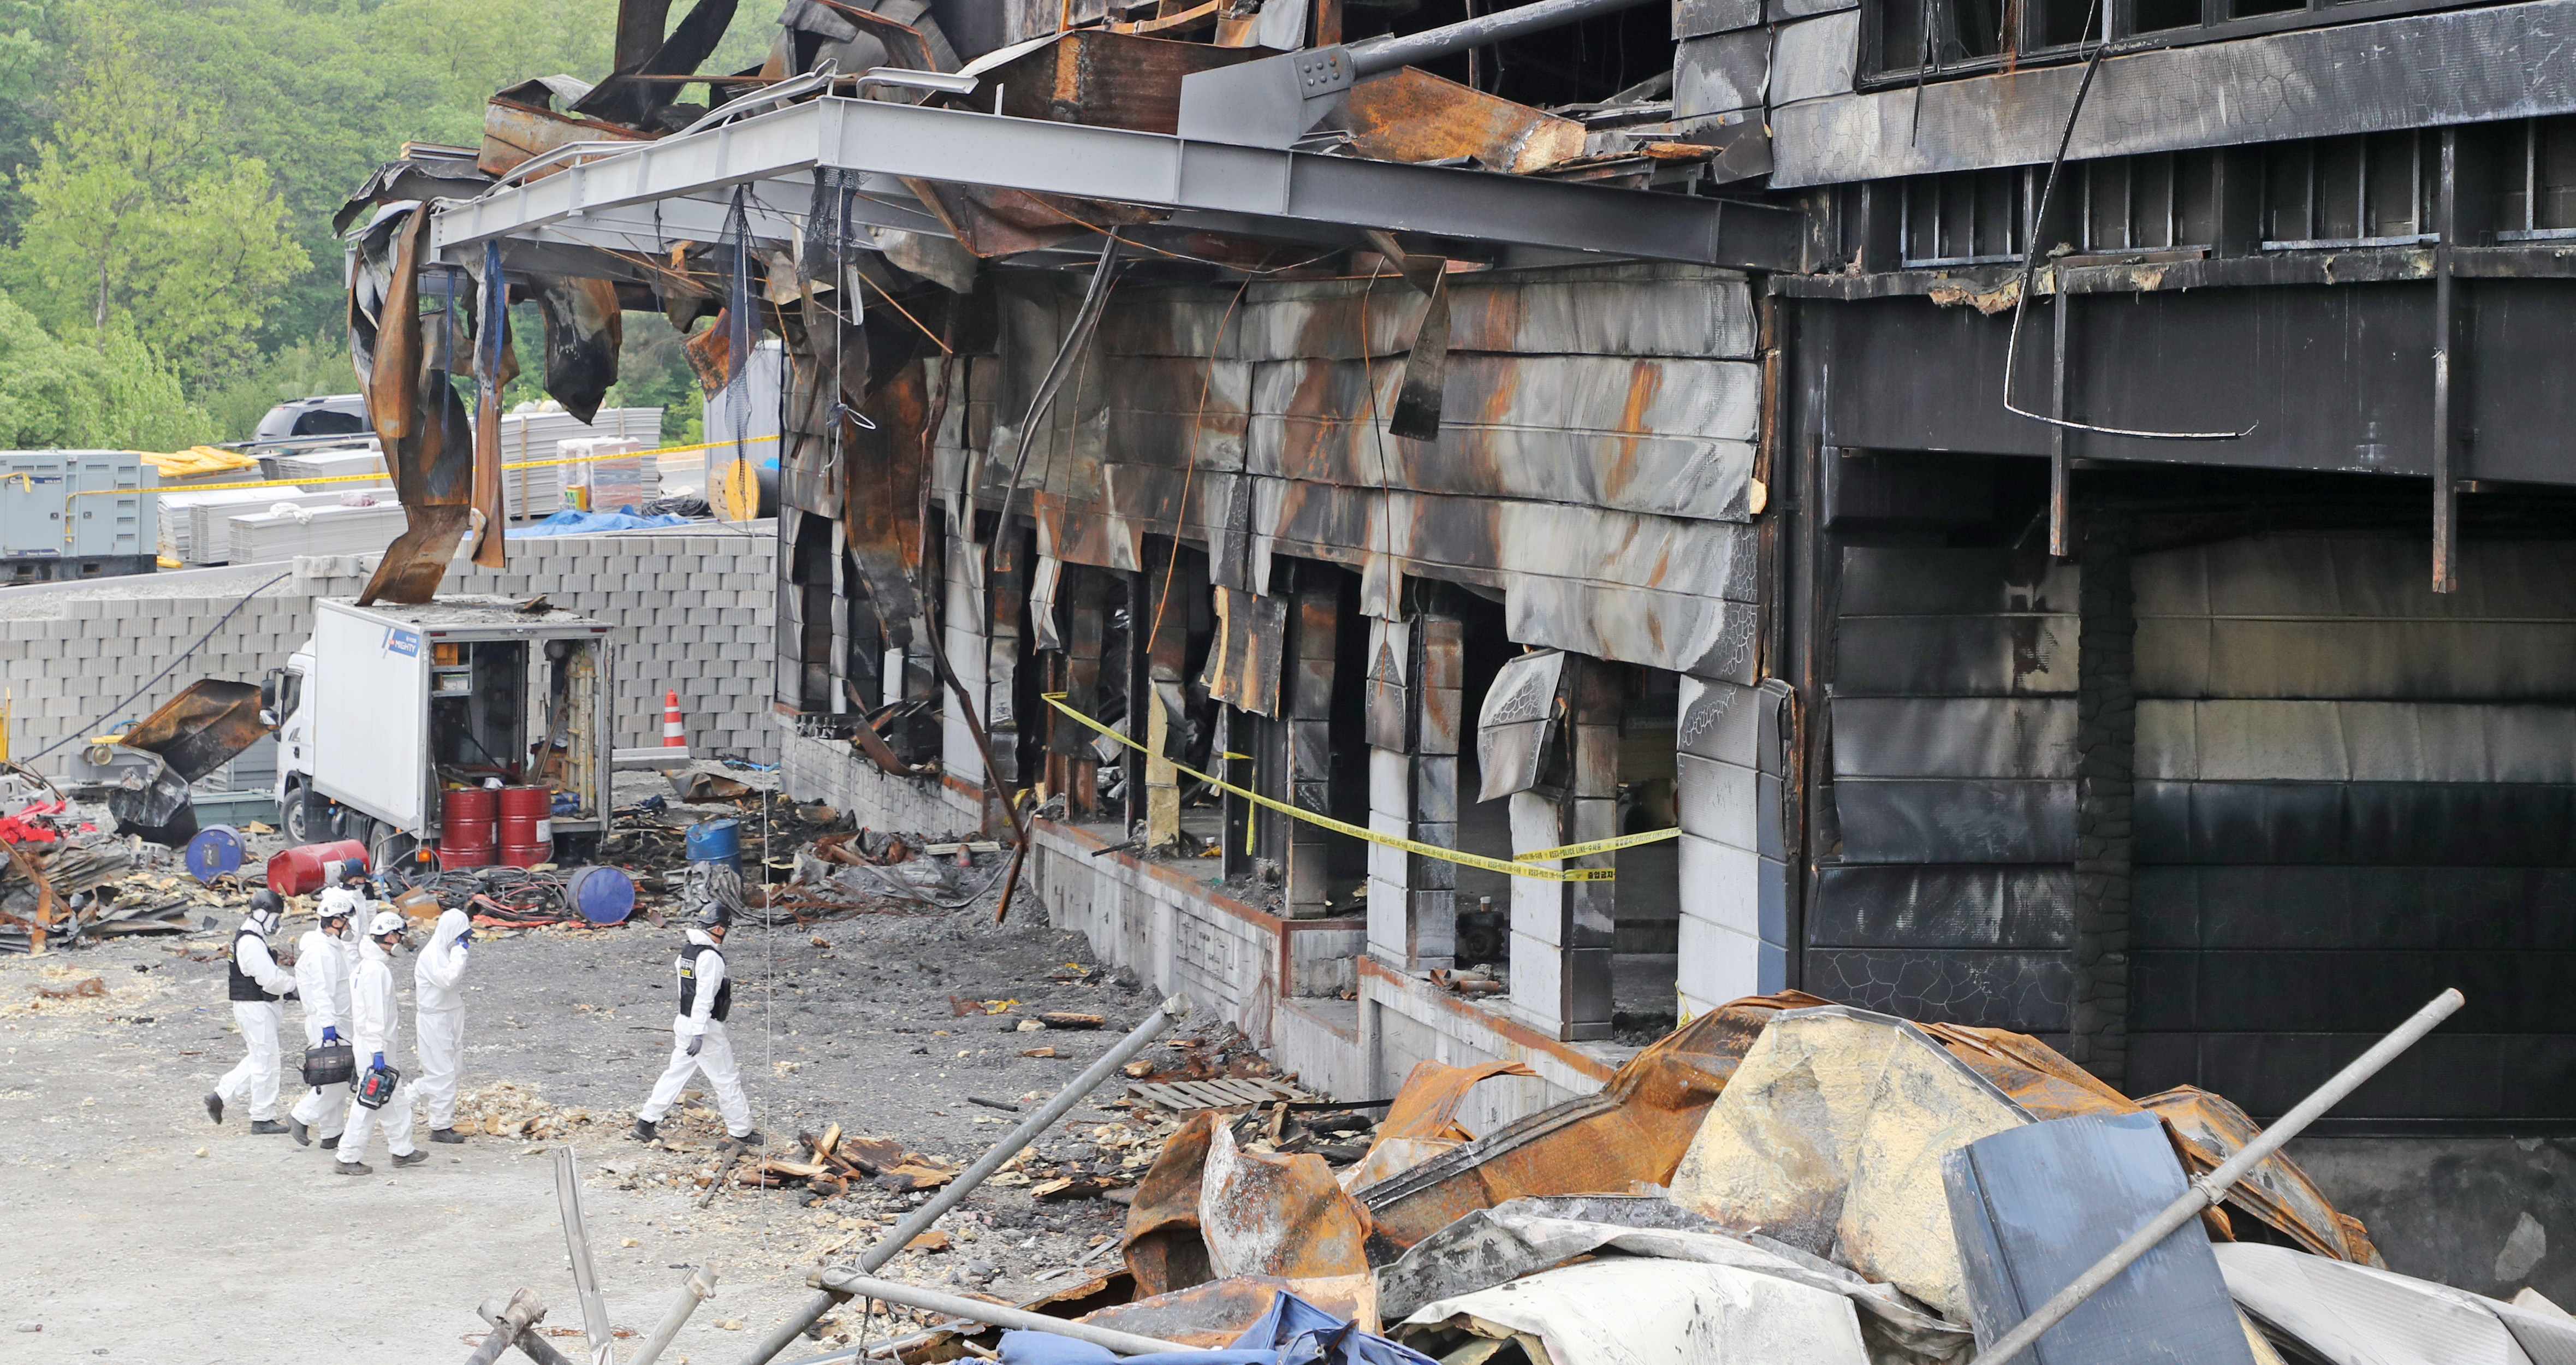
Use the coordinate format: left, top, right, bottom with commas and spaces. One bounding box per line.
228, 928, 280, 1002
678, 942, 731, 1023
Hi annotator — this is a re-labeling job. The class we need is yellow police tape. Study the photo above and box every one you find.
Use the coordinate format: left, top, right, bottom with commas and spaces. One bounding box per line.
79, 432, 784, 499
1041, 692, 1678, 882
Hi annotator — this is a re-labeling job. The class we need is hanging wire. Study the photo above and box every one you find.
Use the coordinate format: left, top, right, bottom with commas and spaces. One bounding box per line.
1997, 0, 2253, 441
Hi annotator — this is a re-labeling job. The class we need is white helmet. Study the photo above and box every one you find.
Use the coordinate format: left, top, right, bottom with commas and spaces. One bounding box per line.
367, 910, 407, 940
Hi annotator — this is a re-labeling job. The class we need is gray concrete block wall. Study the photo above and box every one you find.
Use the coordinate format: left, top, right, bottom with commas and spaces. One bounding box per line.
0, 526, 779, 775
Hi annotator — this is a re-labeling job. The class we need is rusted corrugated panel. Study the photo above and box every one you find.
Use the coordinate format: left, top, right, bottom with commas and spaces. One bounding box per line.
1206, 585, 1286, 716
1359, 992, 1828, 1256
1095, 287, 1247, 359
1239, 264, 1758, 363
971, 29, 1266, 134
477, 97, 653, 180
1339, 67, 1586, 175
1098, 355, 1250, 472
843, 359, 930, 646
1247, 354, 1759, 523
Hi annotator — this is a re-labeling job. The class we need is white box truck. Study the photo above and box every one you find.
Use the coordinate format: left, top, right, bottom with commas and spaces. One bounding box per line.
269, 597, 615, 866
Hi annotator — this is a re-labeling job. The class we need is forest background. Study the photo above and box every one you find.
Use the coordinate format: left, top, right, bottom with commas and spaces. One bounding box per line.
0, 0, 761, 452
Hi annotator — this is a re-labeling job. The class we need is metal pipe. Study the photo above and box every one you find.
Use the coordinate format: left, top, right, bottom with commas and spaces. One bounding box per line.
1967, 988, 2466, 1365
738, 994, 1194, 1364
630, 1265, 722, 1365
806, 1274, 1191, 1356
466, 1289, 546, 1365
1346, 0, 1661, 76
478, 1296, 579, 1365
553, 1148, 615, 1365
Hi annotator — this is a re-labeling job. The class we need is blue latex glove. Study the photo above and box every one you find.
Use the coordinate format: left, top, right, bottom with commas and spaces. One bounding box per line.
372, 1052, 385, 1070
455, 934, 471, 952
322, 1026, 339, 1043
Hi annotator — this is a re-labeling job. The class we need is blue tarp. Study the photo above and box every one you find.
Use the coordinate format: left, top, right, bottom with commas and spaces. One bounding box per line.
507, 508, 692, 538
997, 1293, 1442, 1365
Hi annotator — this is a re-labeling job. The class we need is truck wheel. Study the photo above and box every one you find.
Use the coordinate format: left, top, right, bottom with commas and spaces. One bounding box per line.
282, 782, 311, 843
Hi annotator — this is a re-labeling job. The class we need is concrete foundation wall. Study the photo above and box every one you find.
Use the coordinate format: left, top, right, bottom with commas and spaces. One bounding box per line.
2290, 1136, 2576, 1309
0, 527, 779, 775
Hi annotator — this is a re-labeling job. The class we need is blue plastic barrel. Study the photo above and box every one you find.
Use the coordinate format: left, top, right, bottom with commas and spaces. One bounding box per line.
684, 817, 741, 873
564, 865, 636, 925
185, 825, 244, 884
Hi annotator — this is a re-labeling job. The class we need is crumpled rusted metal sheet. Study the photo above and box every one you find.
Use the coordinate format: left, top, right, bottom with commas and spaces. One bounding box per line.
1337, 68, 1587, 175
118, 680, 268, 785
901, 179, 1165, 260
1333, 1059, 1541, 1192
533, 276, 622, 425
1125, 1109, 1220, 1297
1077, 1273, 1378, 1345
2140, 1085, 2385, 1267
348, 205, 477, 605
1201, 1119, 1371, 1281
1911, 1020, 2381, 1265
843, 359, 930, 646
1357, 991, 1829, 1257
478, 91, 654, 181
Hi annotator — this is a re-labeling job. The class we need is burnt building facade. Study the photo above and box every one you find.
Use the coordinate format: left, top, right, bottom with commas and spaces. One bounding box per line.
361, 0, 2576, 1303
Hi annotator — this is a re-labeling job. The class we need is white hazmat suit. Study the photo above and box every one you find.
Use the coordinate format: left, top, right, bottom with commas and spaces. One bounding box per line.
636, 927, 753, 1138
337, 916, 418, 1167
213, 911, 296, 1123
413, 907, 472, 1135
287, 913, 355, 1141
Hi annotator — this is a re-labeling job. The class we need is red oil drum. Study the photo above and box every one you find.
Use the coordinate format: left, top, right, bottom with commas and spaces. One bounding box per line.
266, 839, 370, 896
497, 785, 553, 867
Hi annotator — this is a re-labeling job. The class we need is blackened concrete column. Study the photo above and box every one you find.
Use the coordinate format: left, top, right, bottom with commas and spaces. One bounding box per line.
2069, 515, 2135, 1085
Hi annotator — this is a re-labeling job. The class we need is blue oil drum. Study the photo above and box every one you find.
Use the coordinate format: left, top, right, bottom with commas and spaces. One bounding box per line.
684, 817, 741, 873
185, 825, 244, 884
564, 864, 636, 925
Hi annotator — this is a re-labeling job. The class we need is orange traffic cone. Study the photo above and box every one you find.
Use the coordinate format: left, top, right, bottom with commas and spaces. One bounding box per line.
663, 689, 686, 748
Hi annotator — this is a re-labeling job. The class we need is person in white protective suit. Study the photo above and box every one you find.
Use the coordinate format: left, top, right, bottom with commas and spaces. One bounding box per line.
206, 889, 297, 1135
336, 911, 428, 1174
414, 906, 473, 1143
630, 901, 762, 1147
286, 898, 358, 1147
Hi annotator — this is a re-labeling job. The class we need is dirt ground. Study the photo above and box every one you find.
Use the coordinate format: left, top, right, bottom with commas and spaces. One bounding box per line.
0, 787, 1171, 1364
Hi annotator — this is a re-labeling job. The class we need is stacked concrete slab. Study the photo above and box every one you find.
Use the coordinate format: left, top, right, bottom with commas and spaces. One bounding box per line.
0, 523, 777, 774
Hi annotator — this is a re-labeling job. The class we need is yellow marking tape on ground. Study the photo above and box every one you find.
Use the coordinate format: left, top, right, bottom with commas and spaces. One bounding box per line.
1043, 693, 1676, 881
78, 432, 782, 499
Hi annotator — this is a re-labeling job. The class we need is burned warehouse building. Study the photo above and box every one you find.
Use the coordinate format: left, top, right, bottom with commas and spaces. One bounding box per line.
333, 0, 2576, 1300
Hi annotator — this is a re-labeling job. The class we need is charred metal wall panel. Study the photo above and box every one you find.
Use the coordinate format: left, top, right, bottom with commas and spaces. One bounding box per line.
1816, 544, 2082, 1034
1769, 0, 2576, 187
1813, 283, 2576, 492
2126, 535, 2576, 1123
980, 264, 1768, 682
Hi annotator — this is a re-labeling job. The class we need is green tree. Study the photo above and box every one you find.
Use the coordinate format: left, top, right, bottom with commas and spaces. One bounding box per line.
4, 10, 306, 386
0, 0, 76, 246
0, 287, 209, 450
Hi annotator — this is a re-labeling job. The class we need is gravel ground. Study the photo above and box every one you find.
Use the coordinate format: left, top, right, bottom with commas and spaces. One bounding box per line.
0, 781, 1188, 1364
